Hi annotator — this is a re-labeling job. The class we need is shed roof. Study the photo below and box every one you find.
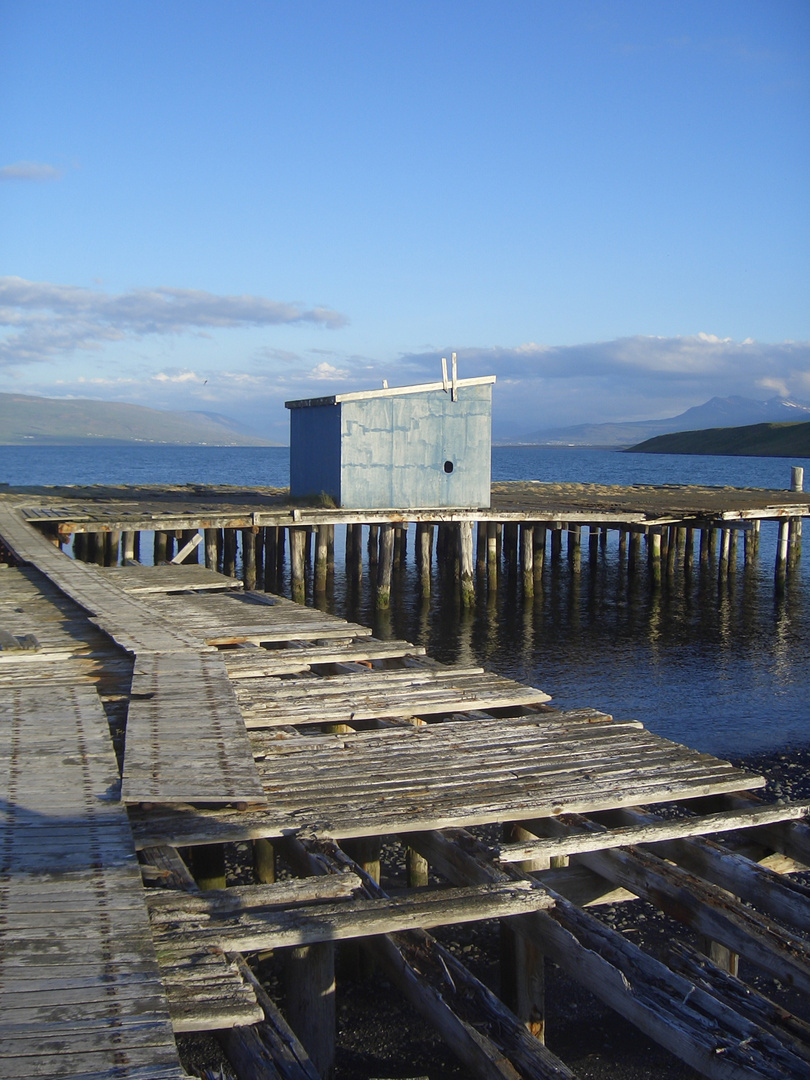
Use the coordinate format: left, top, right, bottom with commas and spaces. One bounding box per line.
285, 375, 496, 410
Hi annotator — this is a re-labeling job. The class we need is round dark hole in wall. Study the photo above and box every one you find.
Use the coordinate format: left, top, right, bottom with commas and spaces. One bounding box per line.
444, 460, 454, 474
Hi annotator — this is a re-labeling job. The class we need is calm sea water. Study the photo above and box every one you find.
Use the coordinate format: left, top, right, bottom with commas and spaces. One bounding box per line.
2, 443, 808, 758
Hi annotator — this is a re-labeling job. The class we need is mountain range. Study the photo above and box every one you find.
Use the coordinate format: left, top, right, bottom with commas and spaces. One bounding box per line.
503, 396, 810, 448
0, 393, 276, 446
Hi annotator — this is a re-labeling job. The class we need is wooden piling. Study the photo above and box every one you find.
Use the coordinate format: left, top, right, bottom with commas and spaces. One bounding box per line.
290, 527, 307, 604
407, 847, 429, 888
253, 839, 275, 885
153, 530, 168, 565
747, 520, 760, 567
242, 528, 257, 590
284, 944, 336, 1080
588, 525, 599, 565
487, 521, 498, 592
628, 529, 642, 575
533, 525, 546, 587
350, 524, 363, 583
649, 529, 662, 587
314, 524, 329, 593
276, 526, 286, 582
104, 531, 118, 566
476, 520, 487, 578
684, 528, 694, 572
376, 523, 394, 608
520, 524, 534, 598
502, 523, 518, 574
223, 529, 237, 578
789, 517, 802, 570
550, 524, 562, 560
459, 521, 475, 606
416, 521, 432, 597
203, 528, 218, 571
568, 524, 581, 573
775, 519, 789, 587
665, 527, 677, 578
728, 528, 739, 573
122, 531, 135, 563
719, 528, 731, 576
367, 523, 379, 567
190, 844, 226, 890
263, 527, 278, 591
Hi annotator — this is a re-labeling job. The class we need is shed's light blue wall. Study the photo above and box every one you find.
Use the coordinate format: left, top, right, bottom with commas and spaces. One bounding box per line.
289, 403, 342, 501
341, 385, 492, 508
289, 383, 492, 509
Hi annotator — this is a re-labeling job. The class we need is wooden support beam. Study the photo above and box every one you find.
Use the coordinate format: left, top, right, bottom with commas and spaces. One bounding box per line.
283, 836, 575, 1080
171, 530, 203, 565
220, 955, 322, 1080
404, 828, 810, 1080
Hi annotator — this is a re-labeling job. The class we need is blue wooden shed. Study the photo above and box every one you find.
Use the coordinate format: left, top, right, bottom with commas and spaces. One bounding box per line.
286, 374, 496, 509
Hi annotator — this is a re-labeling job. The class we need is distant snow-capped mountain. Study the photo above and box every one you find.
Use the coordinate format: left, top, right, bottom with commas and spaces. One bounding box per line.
502, 396, 810, 448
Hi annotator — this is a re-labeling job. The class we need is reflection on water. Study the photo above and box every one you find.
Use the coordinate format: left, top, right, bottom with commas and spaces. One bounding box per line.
325, 530, 809, 759
5, 441, 807, 759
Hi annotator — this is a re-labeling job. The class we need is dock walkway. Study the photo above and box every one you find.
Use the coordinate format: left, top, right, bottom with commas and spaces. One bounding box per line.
2, 499, 810, 1079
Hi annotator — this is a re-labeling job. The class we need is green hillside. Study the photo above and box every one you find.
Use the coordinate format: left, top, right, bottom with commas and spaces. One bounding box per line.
628, 421, 810, 458
0, 393, 274, 445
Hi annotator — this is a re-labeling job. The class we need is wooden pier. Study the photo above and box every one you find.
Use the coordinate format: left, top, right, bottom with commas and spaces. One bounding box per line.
2, 486, 810, 1079
6, 476, 808, 608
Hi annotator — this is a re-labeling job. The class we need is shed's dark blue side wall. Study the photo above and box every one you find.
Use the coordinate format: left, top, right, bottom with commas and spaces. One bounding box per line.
289, 404, 342, 502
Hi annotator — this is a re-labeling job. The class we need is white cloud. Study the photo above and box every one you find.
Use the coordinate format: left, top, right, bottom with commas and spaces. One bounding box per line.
0, 276, 348, 366
0, 161, 63, 181
308, 361, 349, 380
152, 369, 206, 384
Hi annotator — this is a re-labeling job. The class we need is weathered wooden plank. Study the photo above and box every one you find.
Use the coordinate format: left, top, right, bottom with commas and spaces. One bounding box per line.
151, 881, 554, 956
121, 649, 266, 805
223, 638, 426, 677
0, 677, 186, 1079
498, 801, 810, 862
99, 563, 242, 592
406, 828, 810, 1080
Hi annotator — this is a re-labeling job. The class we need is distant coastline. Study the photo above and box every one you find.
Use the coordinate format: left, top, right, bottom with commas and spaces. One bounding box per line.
627, 421, 810, 459
0, 392, 277, 447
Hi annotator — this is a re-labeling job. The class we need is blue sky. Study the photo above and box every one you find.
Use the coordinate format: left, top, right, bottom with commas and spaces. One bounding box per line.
1, 1, 808, 441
